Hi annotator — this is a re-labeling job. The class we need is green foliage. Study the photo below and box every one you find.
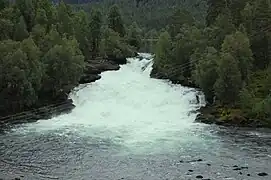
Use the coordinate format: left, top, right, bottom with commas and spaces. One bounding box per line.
20, 38, 44, 92
193, 47, 219, 103
31, 24, 46, 48
73, 10, 90, 57
74, 0, 207, 31
153, 31, 172, 74
0, 0, 136, 116
214, 53, 242, 105
207, 10, 236, 48
89, 8, 103, 57
14, 16, 29, 41
107, 4, 126, 37
126, 22, 142, 50
0, 18, 13, 40
0, 40, 38, 112
250, 0, 271, 69
42, 38, 85, 96
206, 0, 226, 26
15, 0, 36, 31
0, 0, 8, 11
221, 31, 253, 81
168, 9, 195, 38
35, 8, 48, 26
57, 1, 74, 36
100, 28, 135, 61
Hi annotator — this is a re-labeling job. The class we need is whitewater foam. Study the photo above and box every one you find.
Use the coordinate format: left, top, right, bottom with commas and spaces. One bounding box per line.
12, 53, 205, 153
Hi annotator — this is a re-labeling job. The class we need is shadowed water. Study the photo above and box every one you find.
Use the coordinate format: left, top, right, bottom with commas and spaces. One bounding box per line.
1, 54, 271, 180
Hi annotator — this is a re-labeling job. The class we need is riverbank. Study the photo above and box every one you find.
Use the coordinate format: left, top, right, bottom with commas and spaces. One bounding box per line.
150, 65, 198, 88
150, 67, 271, 129
195, 104, 271, 128
0, 56, 128, 128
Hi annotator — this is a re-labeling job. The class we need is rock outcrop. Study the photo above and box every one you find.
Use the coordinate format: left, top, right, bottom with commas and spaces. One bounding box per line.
195, 105, 271, 128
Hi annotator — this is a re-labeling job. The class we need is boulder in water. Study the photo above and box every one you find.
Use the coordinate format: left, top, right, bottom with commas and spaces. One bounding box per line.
258, 172, 268, 176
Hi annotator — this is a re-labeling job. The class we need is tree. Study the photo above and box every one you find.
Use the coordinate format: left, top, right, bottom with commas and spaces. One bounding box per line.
172, 25, 206, 77
15, 0, 36, 31
221, 31, 253, 82
73, 10, 90, 57
14, 16, 29, 41
41, 26, 62, 53
89, 9, 103, 57
168, 8, 195, 38
20, 38, 44, 92
0, 0, 8, 11
35, 8, 48, 26
107, 4, 126, 37
100, 27, 135, 63
57, 1, 74, 36
0, 40, 36, 113
42, 38, 85, 97
154, 31, 172, 74
250, 0, 271, 69
214, 53, 242, 105
206, 0, 226, 26
31, 24, 46, 48
126, 22, 142, 50
193, 47, 219, 103
0, 18, 13, 40
206, 10, 236, 48
241, 2, 254, 35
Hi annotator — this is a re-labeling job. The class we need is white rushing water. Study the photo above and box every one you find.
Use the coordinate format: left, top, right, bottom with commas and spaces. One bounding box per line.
12, 53, 206, 154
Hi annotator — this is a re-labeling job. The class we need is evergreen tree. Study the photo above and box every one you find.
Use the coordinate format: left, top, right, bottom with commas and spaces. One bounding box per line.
0, 18, 13, 40
14, 16, 29, 41
35, 8, 48, 26
107, 4, 126, 37
222, 31, 253, 82
73, 10, 89, 57
100, 27, 134, 63
173, 25, 206, 77
126, 22, 142, 50
89, 9, 103, 57
31, 24, 46, 48
57, 1, 74, 37
154, 31, 172, 73
168, 8, 195, 38
214, 53, 242, 105
250, 0, 271, 69
206, 0, 226, 26
207, 10, 236, 48
15, 0, 36, 31
193, 47, 219, 103
41, 26, 62, 53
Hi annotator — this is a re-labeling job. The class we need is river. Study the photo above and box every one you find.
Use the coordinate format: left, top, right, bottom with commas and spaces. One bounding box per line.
1, 54, 271, 180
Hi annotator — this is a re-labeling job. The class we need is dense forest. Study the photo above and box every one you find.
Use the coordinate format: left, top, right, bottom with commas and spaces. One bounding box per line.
0, 0, 141, 118
152, 0, 271, 127
73, 0, 207, 31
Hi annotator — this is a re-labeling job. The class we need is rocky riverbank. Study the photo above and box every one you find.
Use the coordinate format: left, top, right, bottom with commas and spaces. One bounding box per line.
195, 104, 271, 128
150, 65, 198, 88
0, 57, 125, 129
